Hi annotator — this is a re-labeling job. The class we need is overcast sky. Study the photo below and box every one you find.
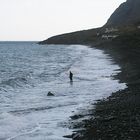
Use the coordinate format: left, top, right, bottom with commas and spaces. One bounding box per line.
0, 0, 126, 41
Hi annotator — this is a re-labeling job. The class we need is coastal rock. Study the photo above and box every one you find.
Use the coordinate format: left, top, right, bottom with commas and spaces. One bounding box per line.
47, 91, 54, 96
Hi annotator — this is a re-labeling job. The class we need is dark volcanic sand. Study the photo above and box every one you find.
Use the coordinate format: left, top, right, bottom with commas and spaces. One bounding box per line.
67, 37, 140, 140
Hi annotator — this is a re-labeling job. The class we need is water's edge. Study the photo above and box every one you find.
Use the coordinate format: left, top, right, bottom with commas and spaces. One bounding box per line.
0, 43, 126, 140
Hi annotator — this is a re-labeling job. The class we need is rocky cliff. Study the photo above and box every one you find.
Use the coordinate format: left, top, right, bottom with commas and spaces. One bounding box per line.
106, 0, 140, 27
39, 0, 140, 44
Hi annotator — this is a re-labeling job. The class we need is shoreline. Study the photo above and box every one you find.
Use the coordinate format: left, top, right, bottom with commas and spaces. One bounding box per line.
67, 39, 140, 139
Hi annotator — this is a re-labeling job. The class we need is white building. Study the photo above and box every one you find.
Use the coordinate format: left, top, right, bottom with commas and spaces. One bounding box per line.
102, 35, 119, 40
105, 28, 118, 33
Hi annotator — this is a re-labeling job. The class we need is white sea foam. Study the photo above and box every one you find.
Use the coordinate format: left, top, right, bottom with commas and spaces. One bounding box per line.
0, 43, 126, 140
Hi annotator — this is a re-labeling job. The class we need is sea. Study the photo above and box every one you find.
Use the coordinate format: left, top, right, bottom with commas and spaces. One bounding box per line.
0, 42, 126, 140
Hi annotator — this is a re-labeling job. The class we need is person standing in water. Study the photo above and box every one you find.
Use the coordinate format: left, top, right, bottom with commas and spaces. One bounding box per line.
69, 71, 73, 82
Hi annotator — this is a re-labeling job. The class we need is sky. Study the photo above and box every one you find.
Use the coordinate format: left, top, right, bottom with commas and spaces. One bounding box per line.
0, 0, 126, 41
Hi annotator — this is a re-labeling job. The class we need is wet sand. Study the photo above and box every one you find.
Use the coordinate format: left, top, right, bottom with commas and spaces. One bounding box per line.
68, 36, 140, 139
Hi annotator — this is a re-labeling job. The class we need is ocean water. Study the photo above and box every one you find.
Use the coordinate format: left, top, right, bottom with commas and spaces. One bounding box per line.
0, 42, 126, 140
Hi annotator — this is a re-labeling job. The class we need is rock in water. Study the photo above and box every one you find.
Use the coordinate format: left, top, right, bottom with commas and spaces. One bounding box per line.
47, 91, 54, 96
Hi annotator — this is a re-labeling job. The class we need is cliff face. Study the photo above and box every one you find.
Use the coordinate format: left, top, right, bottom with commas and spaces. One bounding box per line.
106, 0, 140, 27
39, 0, 140, 44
